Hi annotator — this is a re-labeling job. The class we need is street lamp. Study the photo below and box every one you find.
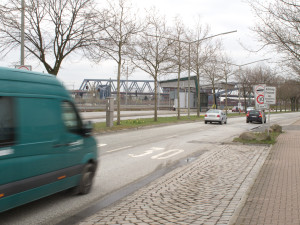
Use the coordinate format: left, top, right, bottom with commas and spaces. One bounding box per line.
21, 0, 25, 65
145, 30, 237, 117
230, 58, 271, 114
186, 30, 237, 117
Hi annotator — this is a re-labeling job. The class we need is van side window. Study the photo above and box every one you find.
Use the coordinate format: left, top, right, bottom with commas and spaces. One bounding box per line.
61, 101, 82, 134
0, 97, 15, 146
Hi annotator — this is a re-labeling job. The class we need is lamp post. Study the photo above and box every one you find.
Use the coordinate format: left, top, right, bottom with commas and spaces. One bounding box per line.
21, 0, 25, 65
231, 58, 271, 114
186, 30, 237, 117
146, 30, 237, 117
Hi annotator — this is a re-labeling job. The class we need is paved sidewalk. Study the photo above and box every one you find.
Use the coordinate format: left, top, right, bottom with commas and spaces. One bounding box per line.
78, 120, 300, 225
234, 120, 300, 225
79, 144, 270, 225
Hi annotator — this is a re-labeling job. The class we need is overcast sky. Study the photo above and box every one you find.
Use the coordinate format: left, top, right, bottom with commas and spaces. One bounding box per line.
0, 0, 272, 89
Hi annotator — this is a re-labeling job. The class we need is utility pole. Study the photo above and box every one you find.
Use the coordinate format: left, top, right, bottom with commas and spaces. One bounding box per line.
21, 0, 25, 65
188, 43, 191, 117
231, 58, 271, 114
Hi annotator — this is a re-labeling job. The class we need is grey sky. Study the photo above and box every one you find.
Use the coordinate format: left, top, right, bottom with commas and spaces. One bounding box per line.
0, 0, 272, 89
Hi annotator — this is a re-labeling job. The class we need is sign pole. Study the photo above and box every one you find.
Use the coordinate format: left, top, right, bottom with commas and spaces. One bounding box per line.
262, 109, 265, 132
268, 108, 271, 136
254, 84, 276, 137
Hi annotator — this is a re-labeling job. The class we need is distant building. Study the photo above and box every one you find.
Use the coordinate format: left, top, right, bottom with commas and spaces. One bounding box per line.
159, 76, 208, 111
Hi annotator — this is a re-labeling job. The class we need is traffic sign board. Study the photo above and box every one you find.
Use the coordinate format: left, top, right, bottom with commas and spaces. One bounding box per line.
257, 103, 269, 110
256, 95, 264, 104
15, 65, 32, 71
264, 86, 276, 105
255, 84, 265, 94
254, 84, 268, 109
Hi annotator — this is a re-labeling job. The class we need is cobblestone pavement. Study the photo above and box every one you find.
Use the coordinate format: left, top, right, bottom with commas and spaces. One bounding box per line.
234, 120, 300, 225
79, 144, 270, 225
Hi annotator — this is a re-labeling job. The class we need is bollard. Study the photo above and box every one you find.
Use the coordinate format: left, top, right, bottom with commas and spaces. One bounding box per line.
106, 97, 114, 127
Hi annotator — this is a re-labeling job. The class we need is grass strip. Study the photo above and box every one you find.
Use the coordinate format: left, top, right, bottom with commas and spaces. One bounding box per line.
93, 115, 205, 133
233, 131, 281, 145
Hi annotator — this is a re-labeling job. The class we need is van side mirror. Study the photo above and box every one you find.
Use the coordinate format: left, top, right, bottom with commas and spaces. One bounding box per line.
82, 121, 93, 136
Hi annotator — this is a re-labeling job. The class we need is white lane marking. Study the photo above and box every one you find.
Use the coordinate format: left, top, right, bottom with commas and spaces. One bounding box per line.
149, 147, 165, 151
128, 147, 165, 158
98, 144, 107, 147
128, 147, 184, 160
107, 146, 132, 153
165, 135, 178, 139
129, 150, 154, 158
151, 149, 184, 160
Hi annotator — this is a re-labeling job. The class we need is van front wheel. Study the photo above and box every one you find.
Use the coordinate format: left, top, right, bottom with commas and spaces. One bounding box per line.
77, 163, 96, 195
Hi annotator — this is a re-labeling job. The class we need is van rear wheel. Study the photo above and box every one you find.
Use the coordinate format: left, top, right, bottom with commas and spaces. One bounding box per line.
77, 163, 96, 195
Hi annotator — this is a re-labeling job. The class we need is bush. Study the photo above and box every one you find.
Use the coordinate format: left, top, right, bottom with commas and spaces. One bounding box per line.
239, 132, 256, 141
270, 124, 282, 133
234, 131, 281, 145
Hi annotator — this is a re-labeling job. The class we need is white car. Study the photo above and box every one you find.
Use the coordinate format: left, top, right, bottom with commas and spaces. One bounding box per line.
204, 109, 227, 125
246, 107, 255, 112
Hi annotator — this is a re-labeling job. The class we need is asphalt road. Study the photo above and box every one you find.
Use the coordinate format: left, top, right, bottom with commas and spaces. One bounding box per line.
1, 112, 299, 225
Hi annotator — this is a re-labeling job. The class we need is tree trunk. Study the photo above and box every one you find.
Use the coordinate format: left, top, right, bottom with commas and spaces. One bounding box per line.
177, 65, 181, 120
197, 74, 200, 117
212, 81, 216, 109
154, 76, 158, 122
225, 76, 228, 115
117, 43, 122, 125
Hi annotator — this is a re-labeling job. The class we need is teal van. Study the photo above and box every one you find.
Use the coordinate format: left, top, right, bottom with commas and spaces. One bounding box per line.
0, 67, 98, 212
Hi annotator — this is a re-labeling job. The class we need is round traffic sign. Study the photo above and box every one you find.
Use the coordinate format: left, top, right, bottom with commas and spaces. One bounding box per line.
257, 94, 264, 104
255, 85, 265, 95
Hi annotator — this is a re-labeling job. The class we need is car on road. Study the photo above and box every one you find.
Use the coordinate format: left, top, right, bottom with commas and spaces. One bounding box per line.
246, 110, 266, 123
205, 109, 227, 124
246, 107, 255, 112
232, 106, 244, 112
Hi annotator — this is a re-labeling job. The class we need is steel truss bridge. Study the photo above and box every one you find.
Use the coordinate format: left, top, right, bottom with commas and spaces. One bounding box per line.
78, 78, 252, 99
79, 79, 155, 95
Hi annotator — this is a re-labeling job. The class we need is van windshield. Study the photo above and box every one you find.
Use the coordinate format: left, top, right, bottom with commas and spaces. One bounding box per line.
61, 101, 82, 134
0, 97, 14, 146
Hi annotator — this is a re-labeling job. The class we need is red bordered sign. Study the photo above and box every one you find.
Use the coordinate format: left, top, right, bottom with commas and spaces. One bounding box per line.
257, 95, 264, 104
15, 65, 32, 71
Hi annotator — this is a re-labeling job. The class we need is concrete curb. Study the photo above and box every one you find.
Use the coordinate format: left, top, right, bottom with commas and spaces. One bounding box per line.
228, 144, 273, 225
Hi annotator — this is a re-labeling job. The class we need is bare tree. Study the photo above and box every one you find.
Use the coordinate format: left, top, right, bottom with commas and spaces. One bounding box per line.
171, 17, 187, 120
129, 10, 174, 121
284, 79, 300, 111
0, 0, 99, 75
248, 65, 277, 85
89, 0, 142, 125
235, 65, 277, 111
248, 0, 300, 70
189, 20, 211, 116
219, 54, 234, 113
201, 42, 222, 109
234, 67, 251, 111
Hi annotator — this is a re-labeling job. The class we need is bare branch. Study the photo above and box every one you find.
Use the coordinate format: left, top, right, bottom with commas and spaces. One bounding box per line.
0, 0, 100, 75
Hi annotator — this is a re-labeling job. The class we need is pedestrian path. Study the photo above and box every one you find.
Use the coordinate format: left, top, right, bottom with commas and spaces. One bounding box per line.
234, 120, 300, 225
79, 144, 270, 225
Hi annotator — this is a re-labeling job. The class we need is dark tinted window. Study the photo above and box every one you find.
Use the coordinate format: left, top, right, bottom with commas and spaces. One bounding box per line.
0, 97, 15, 146
61, 101, 82, 134
249, 111, 260, 116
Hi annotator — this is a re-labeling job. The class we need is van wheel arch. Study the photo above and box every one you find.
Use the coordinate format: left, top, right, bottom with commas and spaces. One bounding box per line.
72, 163, 96, 195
